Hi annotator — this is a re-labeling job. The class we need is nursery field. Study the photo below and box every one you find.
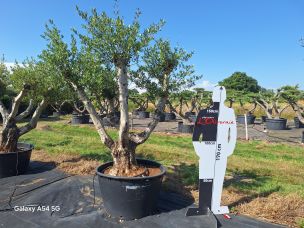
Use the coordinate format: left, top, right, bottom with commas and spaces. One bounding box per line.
16, 118, 304, 227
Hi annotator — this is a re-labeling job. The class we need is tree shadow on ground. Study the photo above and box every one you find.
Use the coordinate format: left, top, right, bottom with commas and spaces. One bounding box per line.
79, 152, 112, 163
26, 160, 56, 174
224, 169, 281, 208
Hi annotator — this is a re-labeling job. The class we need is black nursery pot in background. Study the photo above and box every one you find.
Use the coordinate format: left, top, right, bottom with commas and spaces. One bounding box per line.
0, 143, 33, 178
71, 114, 90, 124
159, 113, 166, 122
138, 111, 150, 119
237, 114, 256, 124
96, 159, 166, 220
294, 117, 304, 128
177, 121, 194, 133
265, 118, 287, 130
165, 112, 176, 121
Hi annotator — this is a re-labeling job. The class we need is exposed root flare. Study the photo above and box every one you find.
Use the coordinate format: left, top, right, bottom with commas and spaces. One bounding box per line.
107, 164, 149, 177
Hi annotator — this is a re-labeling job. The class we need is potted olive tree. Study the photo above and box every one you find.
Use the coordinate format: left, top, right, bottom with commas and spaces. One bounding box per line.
253, 89, 290, 130
167, 89, 206, 133
281, 85, 304, 128
41, 8, 199, 219
235, 92, 257, 124
129, 90, 151, 118
0, 60, 59, 178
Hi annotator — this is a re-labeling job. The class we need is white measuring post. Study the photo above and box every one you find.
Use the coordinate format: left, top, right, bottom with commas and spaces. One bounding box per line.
244, 113, 248, 140
186, 86, 237, 216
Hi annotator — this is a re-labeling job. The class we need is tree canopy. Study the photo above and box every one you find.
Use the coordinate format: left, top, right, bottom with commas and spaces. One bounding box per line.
219, 72, 261, 93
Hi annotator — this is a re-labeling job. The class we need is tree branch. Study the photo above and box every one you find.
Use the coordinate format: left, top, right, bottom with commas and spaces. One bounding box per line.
15, 99, 34, 121
278, 104, 290, 116
130, 74, 169, 145
8, 85, 30, 120
167, 99, 193, 122
130, 96, 167, 145
291, 102, 304, 124
19, 99, 48, 136
69, 80, 115, 149
73, 102, 86, 114
248, 102, 257, 114
255, 100, 272, 118
0, 100, 8, 121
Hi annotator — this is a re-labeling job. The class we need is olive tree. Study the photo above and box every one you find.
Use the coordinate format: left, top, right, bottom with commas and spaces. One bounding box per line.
129, 90, 150, 112
133, 39, 201, 123
0, 60, 57, 152
167, 89, 208, 122
253, 89, 289, 119
41, 9, 162, 176
41, 9, 199, 176
281, 85, 304, 123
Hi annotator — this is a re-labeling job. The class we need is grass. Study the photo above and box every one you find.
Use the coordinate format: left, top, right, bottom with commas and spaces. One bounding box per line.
19, 118, 304, 227
20, 119, 304, 197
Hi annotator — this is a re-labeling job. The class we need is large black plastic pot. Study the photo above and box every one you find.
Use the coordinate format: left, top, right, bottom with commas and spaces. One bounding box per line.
237, 115, 256, 124
71, 114, 90, 124
177, 122, 194, 133
96, 159, 166, 220
0, 143, 33, 178
265, 118, 287, 130
294, 117, 304, 128
82, 114, 90, 124
150, 113, 165, 122
159, 113, 165, 122
138, 111, 150, 119
165, 112, 176, 121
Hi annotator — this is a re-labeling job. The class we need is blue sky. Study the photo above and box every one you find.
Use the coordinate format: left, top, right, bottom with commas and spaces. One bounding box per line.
1, 0, 303, 89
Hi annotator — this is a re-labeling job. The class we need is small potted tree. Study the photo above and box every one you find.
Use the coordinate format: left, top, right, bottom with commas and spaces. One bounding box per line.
50, 83, 73, 117
281, 85, 304, 128
234, 92, 257, 124
41, 8, 199, 219
129, 90, 151, 119
0, 60, 57, 178
253, 89, 290, 130
167, 88, 205, 133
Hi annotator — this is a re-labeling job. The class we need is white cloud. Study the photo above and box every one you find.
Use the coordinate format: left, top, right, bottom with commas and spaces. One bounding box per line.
3, 62, 19, 72
128, 82, 146, 93
4, 62, 16, 68
192, 80, 217, 91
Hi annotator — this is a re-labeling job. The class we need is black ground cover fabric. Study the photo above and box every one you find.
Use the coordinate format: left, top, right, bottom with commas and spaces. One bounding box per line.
0, 162, 285, 228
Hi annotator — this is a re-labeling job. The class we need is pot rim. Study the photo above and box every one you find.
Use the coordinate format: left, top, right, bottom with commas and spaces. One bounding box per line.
0, 142, 33, 155
265, 118, 287, 121
96, 158, 166, 180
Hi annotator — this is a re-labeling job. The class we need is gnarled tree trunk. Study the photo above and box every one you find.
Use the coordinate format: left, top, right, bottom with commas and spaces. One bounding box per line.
0, 121, 20, 152
0, 86, 47, 153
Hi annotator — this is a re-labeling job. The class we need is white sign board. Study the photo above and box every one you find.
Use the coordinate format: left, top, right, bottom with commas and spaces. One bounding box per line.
186, 86, 237, 216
